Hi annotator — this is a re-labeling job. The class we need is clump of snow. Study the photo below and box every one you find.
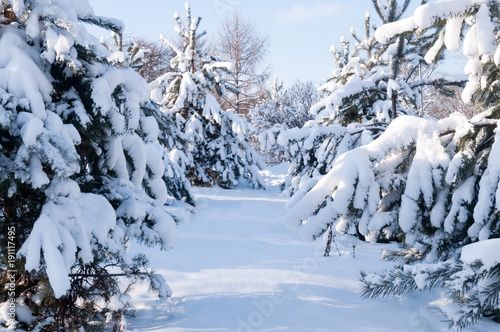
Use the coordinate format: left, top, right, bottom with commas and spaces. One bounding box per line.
445, 16, 464, 52
18, 179, 124, 297
470, 122, 500, 241
372, 0, 500, 107
0, 25, 52, 120
375, 17, 417, 44
412, 1, 471, 29
424, 31, 444, 64
461, 238, 500, 270
475, 4, 496, 56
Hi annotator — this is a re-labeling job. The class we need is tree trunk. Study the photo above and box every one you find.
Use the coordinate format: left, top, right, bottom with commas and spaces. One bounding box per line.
392, 93, 397, 119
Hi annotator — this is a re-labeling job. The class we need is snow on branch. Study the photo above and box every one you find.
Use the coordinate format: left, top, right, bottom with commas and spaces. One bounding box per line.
80, 15, 125, 34
284, 113, 475, 243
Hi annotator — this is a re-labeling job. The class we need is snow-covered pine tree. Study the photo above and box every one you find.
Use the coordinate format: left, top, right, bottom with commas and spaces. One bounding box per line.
283, 0, 500, 328
358, 1, 500, 328
287, 80, 321, 118
101, 32, 175, 84
249, 78, 316, 132
248, 77, 315, 164
101, 30, 195, 204
101, 30, 149, 71
150, 2, 265, 189
0, 1, 190, 330
271, 0, 454, 197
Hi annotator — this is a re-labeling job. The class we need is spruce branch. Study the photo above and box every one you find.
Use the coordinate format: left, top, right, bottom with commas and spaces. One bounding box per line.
360, 261, 462, 299
80, 15, 124, 34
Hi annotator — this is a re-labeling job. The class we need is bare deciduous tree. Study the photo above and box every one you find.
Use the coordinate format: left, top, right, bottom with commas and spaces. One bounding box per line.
424, 86, 477, 119
133, 38, 173, 83
101, 33, 174, 83
214, 12, 270, 114
287, 80, 321, 114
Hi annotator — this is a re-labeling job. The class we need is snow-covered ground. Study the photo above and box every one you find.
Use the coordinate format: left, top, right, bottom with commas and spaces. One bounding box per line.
127, 165, 500, 332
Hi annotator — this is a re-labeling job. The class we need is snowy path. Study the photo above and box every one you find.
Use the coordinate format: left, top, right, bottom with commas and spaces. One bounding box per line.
128, 182, 500, 331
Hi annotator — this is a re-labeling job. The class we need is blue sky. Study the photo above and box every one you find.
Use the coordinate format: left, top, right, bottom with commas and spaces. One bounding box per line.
88, 0, 419, 87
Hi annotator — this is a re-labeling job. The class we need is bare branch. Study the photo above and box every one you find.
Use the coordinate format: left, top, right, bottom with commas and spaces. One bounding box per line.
213, 11, 270, 113
132, 37, 174, 83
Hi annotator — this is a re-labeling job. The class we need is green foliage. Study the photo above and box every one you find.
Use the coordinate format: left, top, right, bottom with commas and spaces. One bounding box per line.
360, 261, 461, 298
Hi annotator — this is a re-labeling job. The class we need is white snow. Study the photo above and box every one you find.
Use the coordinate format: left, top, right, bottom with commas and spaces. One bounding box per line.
444, 16, 464, 52
141, 116, 160, 142
413, 0, 472, 29
78, 192, 116, 244
475, 4, 496, 56
470, 123, 500, 240
463, 24, 479, 58
375, 17, 417, 44
0, 25, 52, 120
123, 167, 500, 331
424, 31, 444, 64
20, 117, 43, 147
461, 238, 500, 270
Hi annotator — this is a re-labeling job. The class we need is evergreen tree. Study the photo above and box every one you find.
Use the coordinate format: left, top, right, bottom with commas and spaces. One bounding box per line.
101, 32, 175, 84
284, 0, 500, 328
101, 30, 195, 204
314, 0, 446, 126
249, 77, 316, 164
150, 3, 266, 189
249, 78, 316, 132
271, 0, 455, 197
359, 1, 500, 328
100, 31, 149, 70
0, 1, 190, 330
